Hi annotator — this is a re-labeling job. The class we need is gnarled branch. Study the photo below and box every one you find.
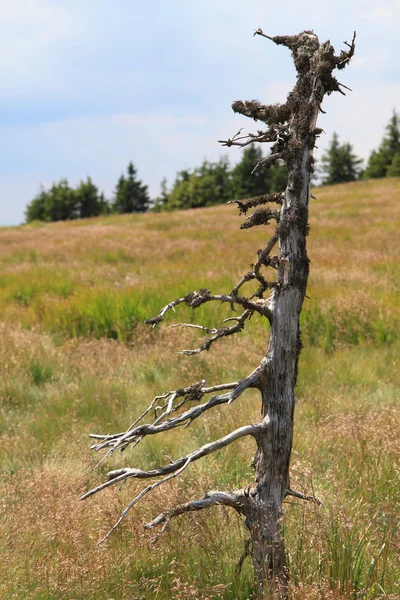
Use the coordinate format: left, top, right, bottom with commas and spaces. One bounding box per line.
145, 489, 243, 541
232, 100, 291, 126
219, 124, 288, 149
83, 422, 263, 501
286, 488, 322, 506
81, 422, 265, 543
336, 31, 356, 69
175, 308, 253, 355
145, 289, 272, 330
228, 192, 284, 215
252, 151, 285, 173
89, 363, 264, 455
240, 209, 280, 230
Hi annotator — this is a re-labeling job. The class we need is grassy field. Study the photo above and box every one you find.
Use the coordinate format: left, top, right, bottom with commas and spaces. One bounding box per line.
1, 178, 399, 599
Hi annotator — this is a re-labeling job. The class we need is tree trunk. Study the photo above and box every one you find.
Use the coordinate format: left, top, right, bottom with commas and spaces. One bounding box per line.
244, 143, 312, 598
232, 28, 356, 595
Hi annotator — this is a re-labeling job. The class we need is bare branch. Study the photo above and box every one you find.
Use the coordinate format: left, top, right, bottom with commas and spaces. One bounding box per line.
336, 31, 356, 69
252, 232, 279, 297
145, 294, 190, 327
251, 151, 285, 174
258, 30, 319, 52
231, 271, 256, 297
145, 490, 242, 541
240, 209, 280, 230
219, 124, 288, 149
98, 458, 192, 544
337, 82, 352, 92
170, 323, 218, 335
228, 192, 284, 215
145, 289, 272, 329
253, 28, 274, 41
229, 230, 279, 301
178, 309, 253, 355
88, 364, 264, 455
217, 127, 244, 147
286, 488, 322, 506
82, 423, 263, 504
232, 100, 291, 126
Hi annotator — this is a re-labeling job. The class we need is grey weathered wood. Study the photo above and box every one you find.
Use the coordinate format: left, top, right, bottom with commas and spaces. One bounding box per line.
227, 29, 355, 596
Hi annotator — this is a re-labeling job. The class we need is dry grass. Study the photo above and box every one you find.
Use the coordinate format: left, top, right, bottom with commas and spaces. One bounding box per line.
0, 178, 399, 599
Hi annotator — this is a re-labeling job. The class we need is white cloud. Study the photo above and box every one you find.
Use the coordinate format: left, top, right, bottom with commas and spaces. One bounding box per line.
363, 1, 400, 22
362, 0, 400, 31
0, 0, 86, 92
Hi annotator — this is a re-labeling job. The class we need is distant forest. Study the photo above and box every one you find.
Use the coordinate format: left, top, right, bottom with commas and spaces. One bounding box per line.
25, 110, 400, 223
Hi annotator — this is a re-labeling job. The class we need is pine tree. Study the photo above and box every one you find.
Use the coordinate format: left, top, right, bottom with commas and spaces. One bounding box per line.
269, 160, 288, 193
203, 156, 232, 204
75, 177, 105, 218
152, 177, 170, 211
113, 174, 126, 213
387, 151, 400, 177
25, 186, 48, 223
113, 162, 150, 213
98, 192, 111, 215
164, 159, 232, 211
231, 145, 269, 198
25, 179, 110, 223
364, 110, 400, 179
163, 170, 192, 210
230, 145, 287, 199
44, 179, 77, 221
320, 133, 362, 185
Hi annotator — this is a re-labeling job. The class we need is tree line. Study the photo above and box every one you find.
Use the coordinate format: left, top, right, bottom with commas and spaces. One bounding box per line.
153, 144, 287, 212
320, 109, 400, 184
25, 162, 149, 223
25, 110, 400, 223
25, 146, 287, 222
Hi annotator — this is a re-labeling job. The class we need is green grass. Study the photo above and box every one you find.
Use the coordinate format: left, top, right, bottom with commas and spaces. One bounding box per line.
0, 178, 399, 599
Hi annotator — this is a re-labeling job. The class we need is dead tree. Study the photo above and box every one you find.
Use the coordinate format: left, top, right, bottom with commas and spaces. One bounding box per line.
82, 30, 355, 598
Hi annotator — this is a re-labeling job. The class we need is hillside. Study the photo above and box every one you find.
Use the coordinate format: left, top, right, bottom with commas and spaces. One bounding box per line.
1, 178, 399, 599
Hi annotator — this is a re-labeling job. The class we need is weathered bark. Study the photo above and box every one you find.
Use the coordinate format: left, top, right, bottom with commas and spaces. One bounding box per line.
83, 28, 354, 600
227, 30, 355, 598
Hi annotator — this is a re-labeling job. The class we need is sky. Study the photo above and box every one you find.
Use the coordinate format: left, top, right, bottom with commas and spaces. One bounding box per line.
1, 0, 399, 225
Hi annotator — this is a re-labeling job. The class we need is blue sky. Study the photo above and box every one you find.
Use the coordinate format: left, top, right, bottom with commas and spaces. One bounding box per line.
1, 0, 399, 225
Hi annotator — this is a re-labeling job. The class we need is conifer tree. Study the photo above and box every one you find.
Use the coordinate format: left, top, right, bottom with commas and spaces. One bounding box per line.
112, 162, 150, 213
75, 177, 105, 218
164, 159, 232, 210
25, 179, 110, 223
152, 177, 170, 211
44, 179, 77, 221
25, 186, 47, 222
387, 151, 400, 177
364, 110, 400, 178
320, 132, 362, 185
230, 144, 287, 199
230, 145, 268, 198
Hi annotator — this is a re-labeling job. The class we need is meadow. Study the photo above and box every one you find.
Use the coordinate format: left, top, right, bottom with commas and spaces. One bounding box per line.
1, 178, 399, 599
